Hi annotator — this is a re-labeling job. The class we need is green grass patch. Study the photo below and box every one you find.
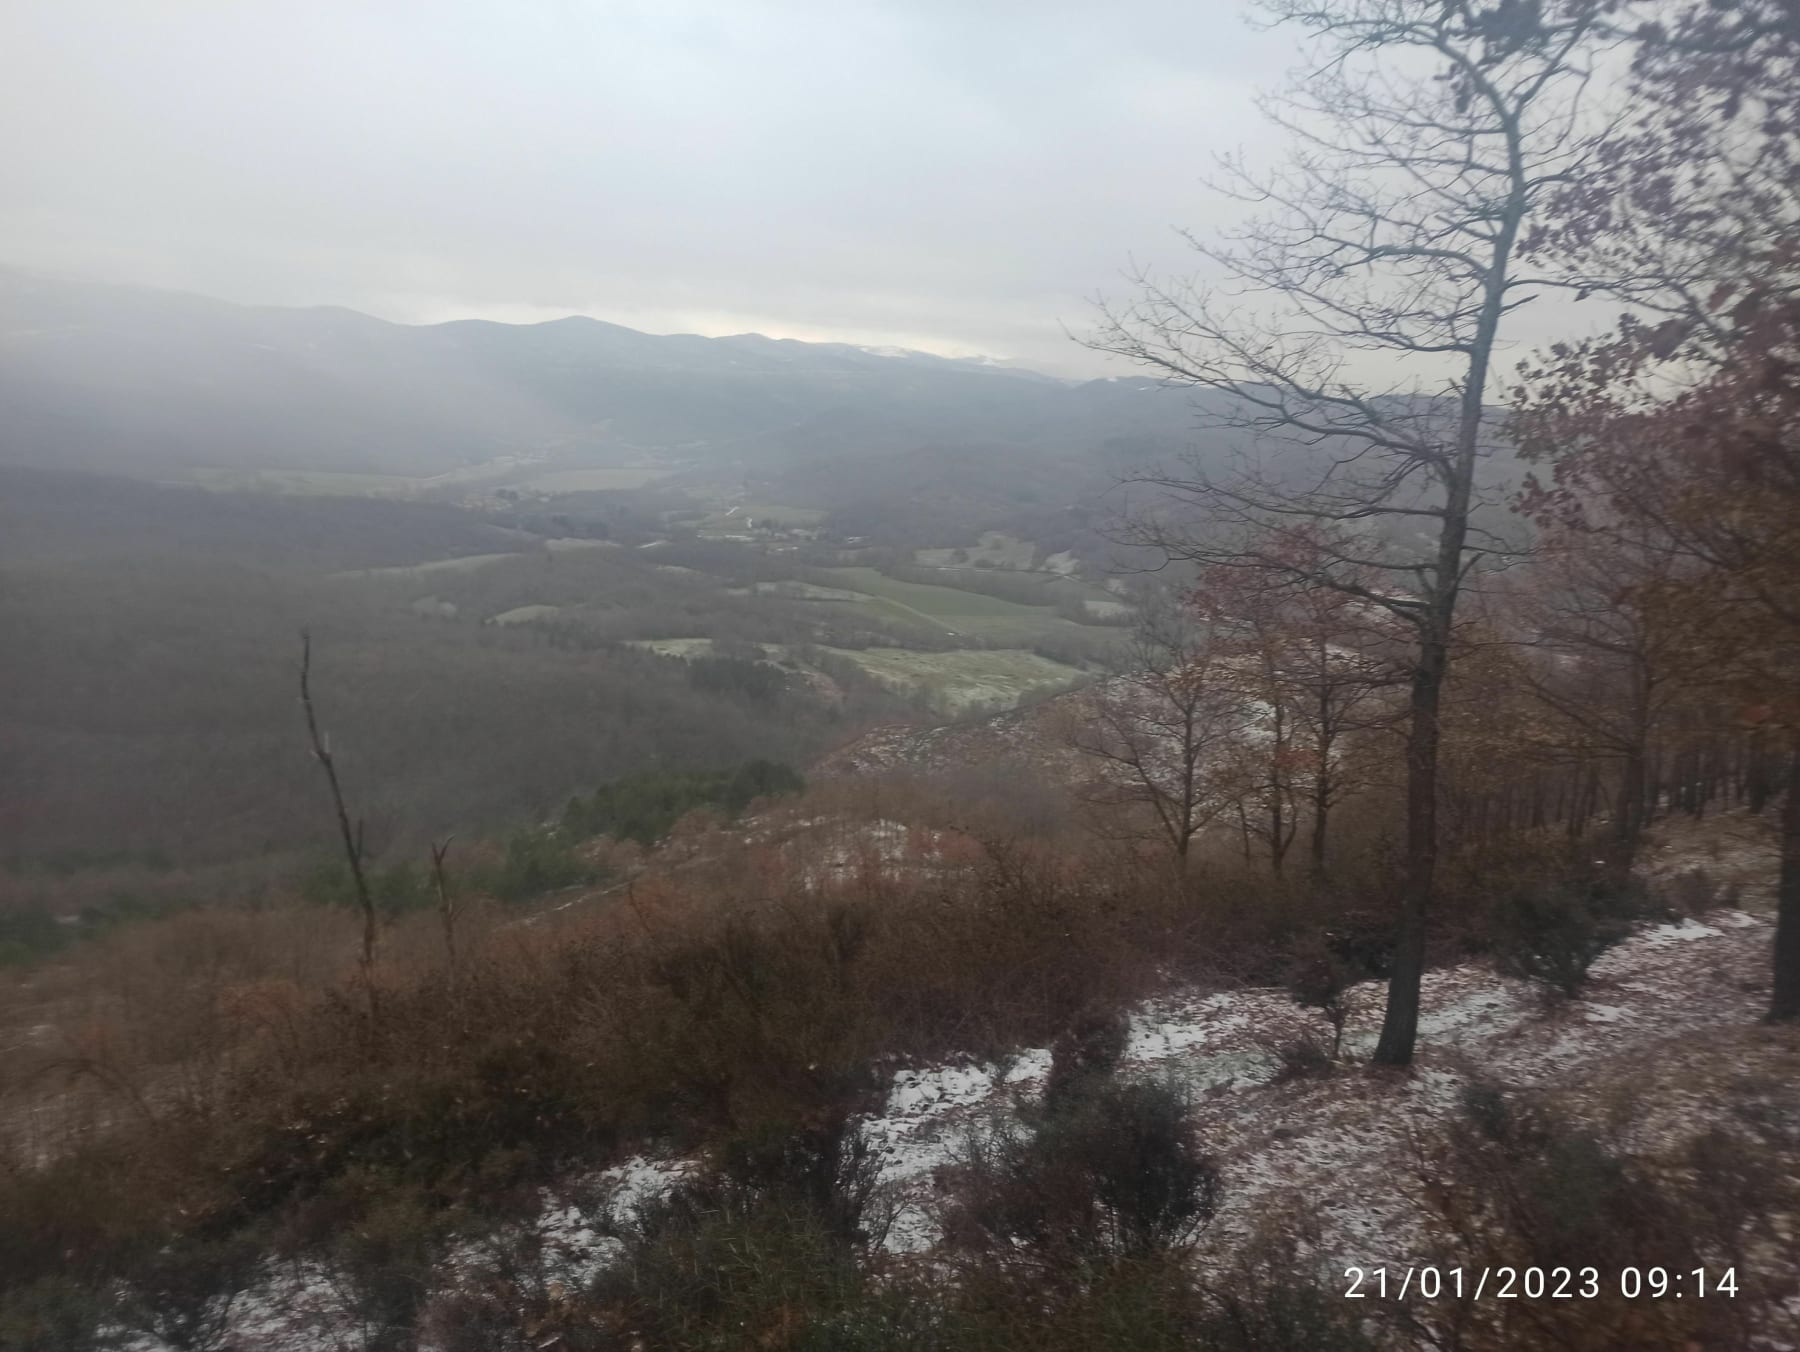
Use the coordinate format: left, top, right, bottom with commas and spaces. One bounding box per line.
752, 581, 873, 602
821, 646, 1086, 714
489, 604, 562, 625
521, 465, 676, 492
626, 637, 722, 658
333, 552, 521, 580
543, 536, 623, 552
738, 503, 826, 526
915, 531, 1037, 569
174, 468, 421, 497
821, 567, 1048, 631
817, 566, 1105, 646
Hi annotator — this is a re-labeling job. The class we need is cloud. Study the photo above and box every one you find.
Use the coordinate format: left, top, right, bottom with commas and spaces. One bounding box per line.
0, 1, 1293, 375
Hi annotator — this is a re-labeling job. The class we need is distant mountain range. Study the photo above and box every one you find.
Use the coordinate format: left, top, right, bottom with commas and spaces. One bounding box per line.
0, 267, 1208, 478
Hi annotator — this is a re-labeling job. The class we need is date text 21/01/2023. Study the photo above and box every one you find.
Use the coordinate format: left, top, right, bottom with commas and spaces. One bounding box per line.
1343, 1267, 1738, 1300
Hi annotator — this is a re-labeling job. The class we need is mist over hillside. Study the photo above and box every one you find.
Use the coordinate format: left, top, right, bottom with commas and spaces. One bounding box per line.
5, 0, 1798, 1343
0, 267, 1210, 480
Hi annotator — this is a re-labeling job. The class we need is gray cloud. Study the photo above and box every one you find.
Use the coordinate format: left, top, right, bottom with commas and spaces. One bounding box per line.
1, 1, 1302, 375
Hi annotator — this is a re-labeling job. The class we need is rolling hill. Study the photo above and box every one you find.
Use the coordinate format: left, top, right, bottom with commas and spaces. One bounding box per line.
0, 266, 1211, 480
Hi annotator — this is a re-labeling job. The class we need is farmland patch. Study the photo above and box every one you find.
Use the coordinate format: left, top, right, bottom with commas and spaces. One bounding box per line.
752, 580, 872, 601
521, 465, 676, 493
818, 566, 1101, 644
333, 551, 521, 579
821, 646, 1086, 715
490, 604, 562, 625
625, 637, 721, 658
914, 530, 1036, 569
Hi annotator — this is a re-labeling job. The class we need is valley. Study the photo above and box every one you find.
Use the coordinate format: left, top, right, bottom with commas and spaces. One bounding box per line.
5, 0, 1799, 1346
0, 439, 1135, 881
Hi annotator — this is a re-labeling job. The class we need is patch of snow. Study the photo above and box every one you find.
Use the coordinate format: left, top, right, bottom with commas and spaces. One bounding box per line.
856, 907, 1778, 1269
1003, 1048, 1054, 1084
1640, 918, 1723, 944
123, 876, 1783, 1339
884, 1062, 996, 1117
597, 1153, 696, 1220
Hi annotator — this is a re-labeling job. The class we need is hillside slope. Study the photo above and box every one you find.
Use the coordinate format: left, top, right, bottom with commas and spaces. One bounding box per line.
99, 813, 1800, 1349
814, 686, 1094, 782
0, 268, 1210, 479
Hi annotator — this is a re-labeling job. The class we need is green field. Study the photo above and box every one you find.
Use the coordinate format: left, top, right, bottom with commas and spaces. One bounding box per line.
822, 646, 1086, 715
490, 604, 562, 625
176, 467, 422, 497
738, 503, 825, 526
522, 465, 676, 493
753, 580, 872, 601
915, 531, 1037, 569
333, 552, 522, 580
818, 566, 1087, 642
825, 566, 1048, 618
625, 637, 724, 658
176, 455, 558, 498
693, 502, 826, 537
622, 636, 1086, 714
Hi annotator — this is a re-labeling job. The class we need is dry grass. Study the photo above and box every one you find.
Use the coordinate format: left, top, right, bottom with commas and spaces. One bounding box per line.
0, 800, 1757, 1345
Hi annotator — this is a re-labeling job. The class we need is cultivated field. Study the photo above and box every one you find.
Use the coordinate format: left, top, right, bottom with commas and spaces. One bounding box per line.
544, 537, 623, 552
820, 645, 1086, 714
749, 580, 872, 601
174, 467, 423, 497
915, 530, 1037, 569
819, 565, 1088, 641
489, 603, 562, 625
332, 551, 522, 579
519, 464, 676, 493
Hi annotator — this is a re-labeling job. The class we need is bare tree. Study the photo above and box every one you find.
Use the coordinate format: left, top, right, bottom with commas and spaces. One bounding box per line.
1499, 521, 1699, 866
1193, 556, 1404, 877
299, 631, 379, 1018
1518, 0, 1800, 1019
1067, 594, 1256, 868
1088, 0, 1612, 1063
431, 836, 457, 984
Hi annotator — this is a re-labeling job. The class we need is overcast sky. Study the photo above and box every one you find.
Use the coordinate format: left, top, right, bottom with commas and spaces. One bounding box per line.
0, 1, 1315, 376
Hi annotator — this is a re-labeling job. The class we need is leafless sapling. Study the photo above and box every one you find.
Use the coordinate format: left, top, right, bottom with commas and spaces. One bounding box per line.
298, 631, 379, 1019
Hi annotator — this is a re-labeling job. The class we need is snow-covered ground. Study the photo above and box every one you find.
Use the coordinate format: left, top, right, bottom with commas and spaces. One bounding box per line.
120, 906, 1789, 1348
854, 911, 1783, 1269
513, 907, 1785, 1276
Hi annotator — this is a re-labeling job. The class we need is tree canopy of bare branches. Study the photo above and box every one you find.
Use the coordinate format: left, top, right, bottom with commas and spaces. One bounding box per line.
1067, 596, 1260, 867
1089, 0, 1617, 1063
1518, 0, 1800, 1018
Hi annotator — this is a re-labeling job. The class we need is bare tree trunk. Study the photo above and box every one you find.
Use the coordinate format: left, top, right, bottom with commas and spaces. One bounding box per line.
1373, 625, 1449, 1064
1615, 746, 1647, 865
1309, 770, 1331, 878
431, 836, 457, 985
1373, 188, 1510, 1064
1769, 741, 1800, 1022
1748, 731, 1775, 814
299, 632, 379, 1021
1269, 701, 1288, 877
